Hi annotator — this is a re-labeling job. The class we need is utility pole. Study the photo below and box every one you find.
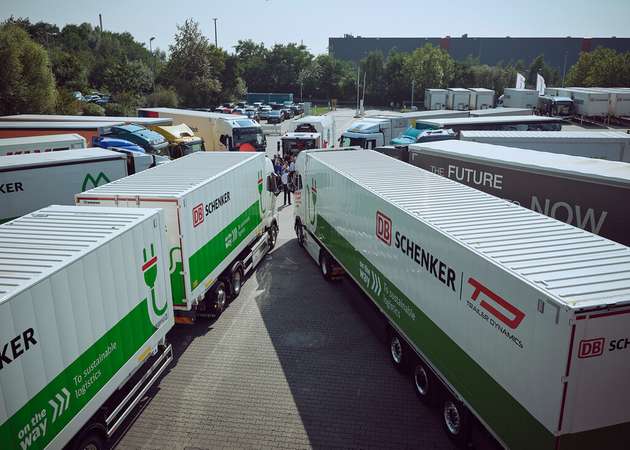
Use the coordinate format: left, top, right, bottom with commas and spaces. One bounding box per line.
149, 37, 156, 90
562, 52, 568, 87
355, 65, 360, 117
411, 79, 415, 110
99, 14, 103, 32
212, 18, 218, 47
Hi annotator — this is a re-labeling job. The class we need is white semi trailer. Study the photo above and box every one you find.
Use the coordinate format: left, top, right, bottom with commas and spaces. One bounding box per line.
424, 89, 448, 110
500, 88, 538, 108
0, 134, 86, 156
77, 152, 280, 321
0, 205, 174, 450
292, 149, 630, 450
446, 88, 471, 110
468, 88, 495, 109
0, 149, 129, 224
460, 130, 630, 162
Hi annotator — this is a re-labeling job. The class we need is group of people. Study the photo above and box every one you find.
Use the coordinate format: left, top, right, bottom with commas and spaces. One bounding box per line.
273, 154, 296, 206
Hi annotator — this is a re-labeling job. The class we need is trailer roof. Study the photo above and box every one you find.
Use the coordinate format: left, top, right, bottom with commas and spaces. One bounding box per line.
0, 205, 159, 303
468, 88, 494, 93
308, 150, 630, 310
79, 151, 261, 198
460, 130, 630, 141
138, 107, 247, 121
417, 115, 564, 127
448, 88, 470, 92
0, 115, 172, 126
0, 148, 123, 170
0, 133, 86, 146
409, 140, 630, 186
469, 108, 532, 117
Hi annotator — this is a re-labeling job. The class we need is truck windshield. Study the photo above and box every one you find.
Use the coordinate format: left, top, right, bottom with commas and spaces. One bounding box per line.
295, 124, 317, 133
341, 136, 367, 148
233, 127, 265, 151
282, 138, 317, 157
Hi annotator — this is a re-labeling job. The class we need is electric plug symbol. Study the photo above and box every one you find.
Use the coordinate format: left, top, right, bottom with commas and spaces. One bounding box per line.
143, 244, 167, 316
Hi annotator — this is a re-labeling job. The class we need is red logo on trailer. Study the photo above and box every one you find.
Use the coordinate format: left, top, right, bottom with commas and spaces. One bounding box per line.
193, 203, 204, 228
376, 211, 392, 246
578, 338, 605, 358
468, 278, 525, 330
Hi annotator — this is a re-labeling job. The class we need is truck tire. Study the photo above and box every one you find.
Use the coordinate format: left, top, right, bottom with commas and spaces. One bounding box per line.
268, 223, 278, 250
441, 395, 472, 447
413, 359, 438, 405
211, 281, 228, 317
388, 330, 411, 373
319, 251, 334, 282
229, 267, 243, 300
72, 426, 106, 450
295, 222, 305, 247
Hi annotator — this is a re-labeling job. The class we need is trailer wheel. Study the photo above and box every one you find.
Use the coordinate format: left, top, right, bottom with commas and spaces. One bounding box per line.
230, 268, 243, 300
267, 223, 278, 250
72, 426, 106, 450
388, 330, 411, 373
413, 359, 438, 405
319, 251, 334, 282
211, 281, 228, 316
441, 395, 472, 447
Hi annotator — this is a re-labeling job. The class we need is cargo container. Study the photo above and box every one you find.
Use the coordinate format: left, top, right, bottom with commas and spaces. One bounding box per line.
469, 107, 533, 117
468, 88, 495, 109
0, 121, 122, 143
424, 89, 448, 110
408, 139, 630, 245
292, 149, 630, 450
569, 90, 610, 117
0, 114, 172, 127
500, 88, 538, 108
1, 149, 129, 224
76, 152, 279, 321
0, 205, 174, 450
138, 108, 266, 152
459, 130, 630, 162
446, 88, 470, 110
0, 134, 86, 156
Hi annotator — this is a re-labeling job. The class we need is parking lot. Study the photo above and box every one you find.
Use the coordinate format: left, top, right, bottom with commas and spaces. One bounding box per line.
112, 203, 469, 450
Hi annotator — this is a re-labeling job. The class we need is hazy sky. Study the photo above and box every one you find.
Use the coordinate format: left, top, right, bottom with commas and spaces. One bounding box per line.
3, 0, 630, 55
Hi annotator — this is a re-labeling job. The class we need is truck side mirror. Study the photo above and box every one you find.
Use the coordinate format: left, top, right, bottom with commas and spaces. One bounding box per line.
277, 141, 280, 152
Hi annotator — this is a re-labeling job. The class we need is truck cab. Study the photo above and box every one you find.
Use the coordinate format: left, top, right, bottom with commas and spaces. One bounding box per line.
151, 123, 205, 158
340, 118, 391, 149
391, 128, 457, 147
107, 124, 170, 156
278, 132, 320, 158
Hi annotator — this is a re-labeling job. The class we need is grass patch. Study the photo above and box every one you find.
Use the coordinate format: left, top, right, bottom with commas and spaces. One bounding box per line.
309, 105, 331, 115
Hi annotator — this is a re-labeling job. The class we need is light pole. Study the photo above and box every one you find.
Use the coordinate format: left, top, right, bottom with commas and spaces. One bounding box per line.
149, 36, 155, 54
411, 79, 415, 110
212, 18, 218, 47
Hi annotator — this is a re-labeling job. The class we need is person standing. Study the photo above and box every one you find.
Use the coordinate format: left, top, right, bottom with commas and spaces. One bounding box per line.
281, 164, 291, 206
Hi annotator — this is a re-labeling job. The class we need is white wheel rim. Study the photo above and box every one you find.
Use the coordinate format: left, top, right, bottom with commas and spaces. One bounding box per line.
415, 366, 429, 396
444, 401, 461, 435
390, 337, 402, 364
232, 272, 241, 294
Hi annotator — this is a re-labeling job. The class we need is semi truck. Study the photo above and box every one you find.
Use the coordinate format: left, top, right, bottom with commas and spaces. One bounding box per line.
407, 139, 630, 246
340, 116, 409, 149
138, 108, 266, 152
291, 149, 630, 450
1, 149, 129, 224
278, 115, 335, 157
151, 123, 205, 158
459, 130, 630, 162
0, 205, 174, 450
0, 134, 86, 156
76, 152, 280, 322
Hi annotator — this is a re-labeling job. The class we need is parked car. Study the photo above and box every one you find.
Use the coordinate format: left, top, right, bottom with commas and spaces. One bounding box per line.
281, 108, 294, 119
233, 107, 247, 115
259, 106, 272, 120
245, 108, 260, 121
267, 110, 284, 124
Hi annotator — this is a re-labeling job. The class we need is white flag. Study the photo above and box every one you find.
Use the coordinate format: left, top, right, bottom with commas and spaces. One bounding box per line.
536, 73, 546, 95
515, 73, 526, 89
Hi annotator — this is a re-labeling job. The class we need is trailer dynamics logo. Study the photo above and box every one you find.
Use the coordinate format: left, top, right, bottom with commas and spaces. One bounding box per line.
143, 244, 168, 326
376, 211, 392, 245
466, 278, 526, 349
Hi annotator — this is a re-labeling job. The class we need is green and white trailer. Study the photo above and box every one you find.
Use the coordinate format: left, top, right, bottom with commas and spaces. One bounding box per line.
0, 205, 174, 450
76, 152, 280, 321
292, 149, 630, 449
0, 149, 129, 224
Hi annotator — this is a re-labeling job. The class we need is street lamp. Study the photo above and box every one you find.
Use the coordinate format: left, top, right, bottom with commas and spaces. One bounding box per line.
212, 18, 218, 47
149, 36, 155, 53
149, 37, 156, 91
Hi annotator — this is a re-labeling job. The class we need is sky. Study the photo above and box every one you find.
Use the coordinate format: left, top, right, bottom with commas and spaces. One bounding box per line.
3, 0, 630, 55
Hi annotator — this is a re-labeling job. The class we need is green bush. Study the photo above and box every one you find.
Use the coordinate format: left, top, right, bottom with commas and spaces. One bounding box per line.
144, 86, 179, 107
55, 88, 81, 114
81, 102, 105, 116
104, 102, 128, 116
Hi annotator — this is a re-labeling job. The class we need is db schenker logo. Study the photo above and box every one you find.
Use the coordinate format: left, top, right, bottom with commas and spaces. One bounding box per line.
193, 203, 204, 228
376, 211, 392, 245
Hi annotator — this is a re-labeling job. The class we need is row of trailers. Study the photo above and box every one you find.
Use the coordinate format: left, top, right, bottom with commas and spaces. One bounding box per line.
544, 87, 630, 123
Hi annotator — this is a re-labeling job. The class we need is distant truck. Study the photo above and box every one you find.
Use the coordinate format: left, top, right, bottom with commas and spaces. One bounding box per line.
499, 88, 538, 108
0, 148, 129, 224
77, 152, 280, 322
459, 130, 630, 162
407, 139, 630, 246
107, 124, 170, 156
0, 134, 86, 156
151, 124, 205, 158
537, 96, 574, 117
138, 108, 266, 152
340, 116, 409, 149
390, 128, 456, 148
0, 205, 174, 450
279, 115, 335, 156
292, 148, 630, 450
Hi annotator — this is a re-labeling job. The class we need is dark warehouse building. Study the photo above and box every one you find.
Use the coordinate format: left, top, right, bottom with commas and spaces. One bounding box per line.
329, 35, 630, 70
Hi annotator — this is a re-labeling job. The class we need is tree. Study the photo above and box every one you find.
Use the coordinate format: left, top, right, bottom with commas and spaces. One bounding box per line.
384, 51, 410, 105
161, 19, 224, 107
0, 24, 57, 114
360, 51, 385, 105
103, 59, 153, 95
235, 39, 269, 91
51, 49, 88, 91
566, 47, 630, 87
527, 55, 560, 88
403, 44, 455, 97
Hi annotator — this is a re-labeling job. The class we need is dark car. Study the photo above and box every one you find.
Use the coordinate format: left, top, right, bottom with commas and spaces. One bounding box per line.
267, 110, 283, 124
281, 108, 294, 119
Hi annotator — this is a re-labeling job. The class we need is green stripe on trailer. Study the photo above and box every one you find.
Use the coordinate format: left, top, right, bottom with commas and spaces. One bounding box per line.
315, 214, 555, 450
188, 201, 262, 290
0, 299, 157, 450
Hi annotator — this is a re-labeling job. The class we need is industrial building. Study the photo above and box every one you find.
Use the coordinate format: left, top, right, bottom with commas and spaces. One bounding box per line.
329, 35, 630, 70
